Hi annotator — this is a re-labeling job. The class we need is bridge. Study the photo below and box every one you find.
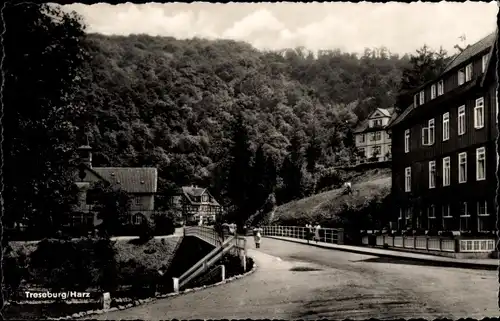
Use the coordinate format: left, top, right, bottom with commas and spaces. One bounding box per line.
94, 225, 498, 320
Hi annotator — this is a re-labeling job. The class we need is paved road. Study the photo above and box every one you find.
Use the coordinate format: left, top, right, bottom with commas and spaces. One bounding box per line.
95, 237, 499, 320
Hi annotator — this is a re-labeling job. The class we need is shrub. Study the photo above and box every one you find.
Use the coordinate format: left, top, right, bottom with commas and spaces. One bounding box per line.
152, 213, 175, 236
29, 238, 118, 291
138, 219, 155, 242
3, 244, 28, 299
116, 259, 158, 297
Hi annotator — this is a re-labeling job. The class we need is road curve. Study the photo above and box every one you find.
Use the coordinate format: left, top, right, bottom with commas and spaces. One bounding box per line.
95, 237, 498, 320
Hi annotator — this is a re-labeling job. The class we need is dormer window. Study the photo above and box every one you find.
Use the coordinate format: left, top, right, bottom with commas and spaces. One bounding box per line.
458, 68, 465, 86
430, 84, 436, 99
437, 80, 444, 96
482, 53, 489, 73
465, 63, 473, 82
419, 90, 424, 105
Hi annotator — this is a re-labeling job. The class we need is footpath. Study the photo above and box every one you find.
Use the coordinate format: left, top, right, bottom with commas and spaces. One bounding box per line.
264, 235, 498, 270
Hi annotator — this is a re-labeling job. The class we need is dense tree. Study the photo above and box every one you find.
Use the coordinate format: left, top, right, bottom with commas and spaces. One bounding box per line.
305, 128, 322, 174
280, 129, 307, 203
224, 113, 254, 230
396, 45, 451, 111
2, 3, 90, 233
88, 181, 131, 236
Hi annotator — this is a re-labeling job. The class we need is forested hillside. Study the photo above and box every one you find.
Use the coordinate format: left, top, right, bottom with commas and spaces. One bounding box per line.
80, 34, 423, 209
3, 4, 454, 236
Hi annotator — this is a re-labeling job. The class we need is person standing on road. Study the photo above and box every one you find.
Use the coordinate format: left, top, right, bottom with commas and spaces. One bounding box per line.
313, 223, 321, 243
305, 223, 313, 244
229, 222, 236, 235
253, 226, 263, 248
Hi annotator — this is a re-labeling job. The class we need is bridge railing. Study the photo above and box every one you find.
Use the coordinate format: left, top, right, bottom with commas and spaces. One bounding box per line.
262, 225, 344, 245
184, 225, 224, 247
175, 226, 247, 292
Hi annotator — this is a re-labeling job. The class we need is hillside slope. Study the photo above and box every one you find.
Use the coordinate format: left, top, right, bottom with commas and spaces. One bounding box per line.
80, 34, 410, 208
263, 168, 391, 227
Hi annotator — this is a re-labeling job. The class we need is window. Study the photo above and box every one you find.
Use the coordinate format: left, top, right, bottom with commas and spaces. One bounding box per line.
358, 147, 366, 157
427, 205, 436, 230
421, 119, 434, 146
476, 147, 486, 181
465, 63, 473, 82
437, 80, 444, 96
404, 167, 411, 192
458, 68, 465, 85
372, 145, 381, 157
442, 204, 452, 231
428, 160, 436, 189
442, 157, 451, 186
359, 134, 365, 143
419, 90, 425, 105
474, 97, 484, 129
133, 214, 144, 225
404, 129, 410, 153
431, 84, 436, 99
371, 131, 381, 141
442, 112, 449, 141
134, 197, 141, 206
482, 53, 489, 73
428, 119, 435, 145
458, 152, 467, 183
477, 201, 489, 232
405, 208, 412, 223
458, 105, 466, 135
374, 119, 382, 126
459, 202, 470, 231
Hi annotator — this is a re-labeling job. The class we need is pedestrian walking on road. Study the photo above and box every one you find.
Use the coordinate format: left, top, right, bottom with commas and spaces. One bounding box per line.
313, 223, 321, 243
253, 226, 263, 248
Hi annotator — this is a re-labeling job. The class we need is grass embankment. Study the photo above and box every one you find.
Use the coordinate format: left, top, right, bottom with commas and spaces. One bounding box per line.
10, 237, 182, 273
266, 168, 391, 227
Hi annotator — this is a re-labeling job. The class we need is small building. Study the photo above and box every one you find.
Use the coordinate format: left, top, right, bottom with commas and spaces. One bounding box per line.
170, 186, 223, 225
72, 145, 158, 228
353, 107, 397, 162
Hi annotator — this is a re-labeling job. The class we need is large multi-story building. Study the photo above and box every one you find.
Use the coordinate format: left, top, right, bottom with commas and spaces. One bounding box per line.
353, 107, 397, 162
389, 31, 497, 233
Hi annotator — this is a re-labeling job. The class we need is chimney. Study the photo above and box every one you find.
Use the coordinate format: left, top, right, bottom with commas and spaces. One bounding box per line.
77, 145, 93, 168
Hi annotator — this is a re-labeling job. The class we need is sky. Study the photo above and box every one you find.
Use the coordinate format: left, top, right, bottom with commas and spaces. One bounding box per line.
62, 2, 498, 55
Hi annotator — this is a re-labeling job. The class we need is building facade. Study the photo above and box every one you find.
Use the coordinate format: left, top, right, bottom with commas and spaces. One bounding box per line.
353, 108, 397, 162
171, 186, 223, 225
389, 31, 497, 233
72, 145, 158, 227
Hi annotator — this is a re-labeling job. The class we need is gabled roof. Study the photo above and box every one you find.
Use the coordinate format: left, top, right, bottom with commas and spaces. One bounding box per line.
180, 186, 221, 206
92, 167, 158, 194
353, 108, 396, 134
370, 107, 394, 118
390, 30, 497, 129
442, 31, 496, 74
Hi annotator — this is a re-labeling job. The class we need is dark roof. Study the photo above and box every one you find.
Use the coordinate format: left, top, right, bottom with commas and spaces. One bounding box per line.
93, 167, 158, 194
390, 30, 497, 129
181, 186, 221, 206
353, 108, 396, 134
443, 31, 496, 73
390, 79, 479, 129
